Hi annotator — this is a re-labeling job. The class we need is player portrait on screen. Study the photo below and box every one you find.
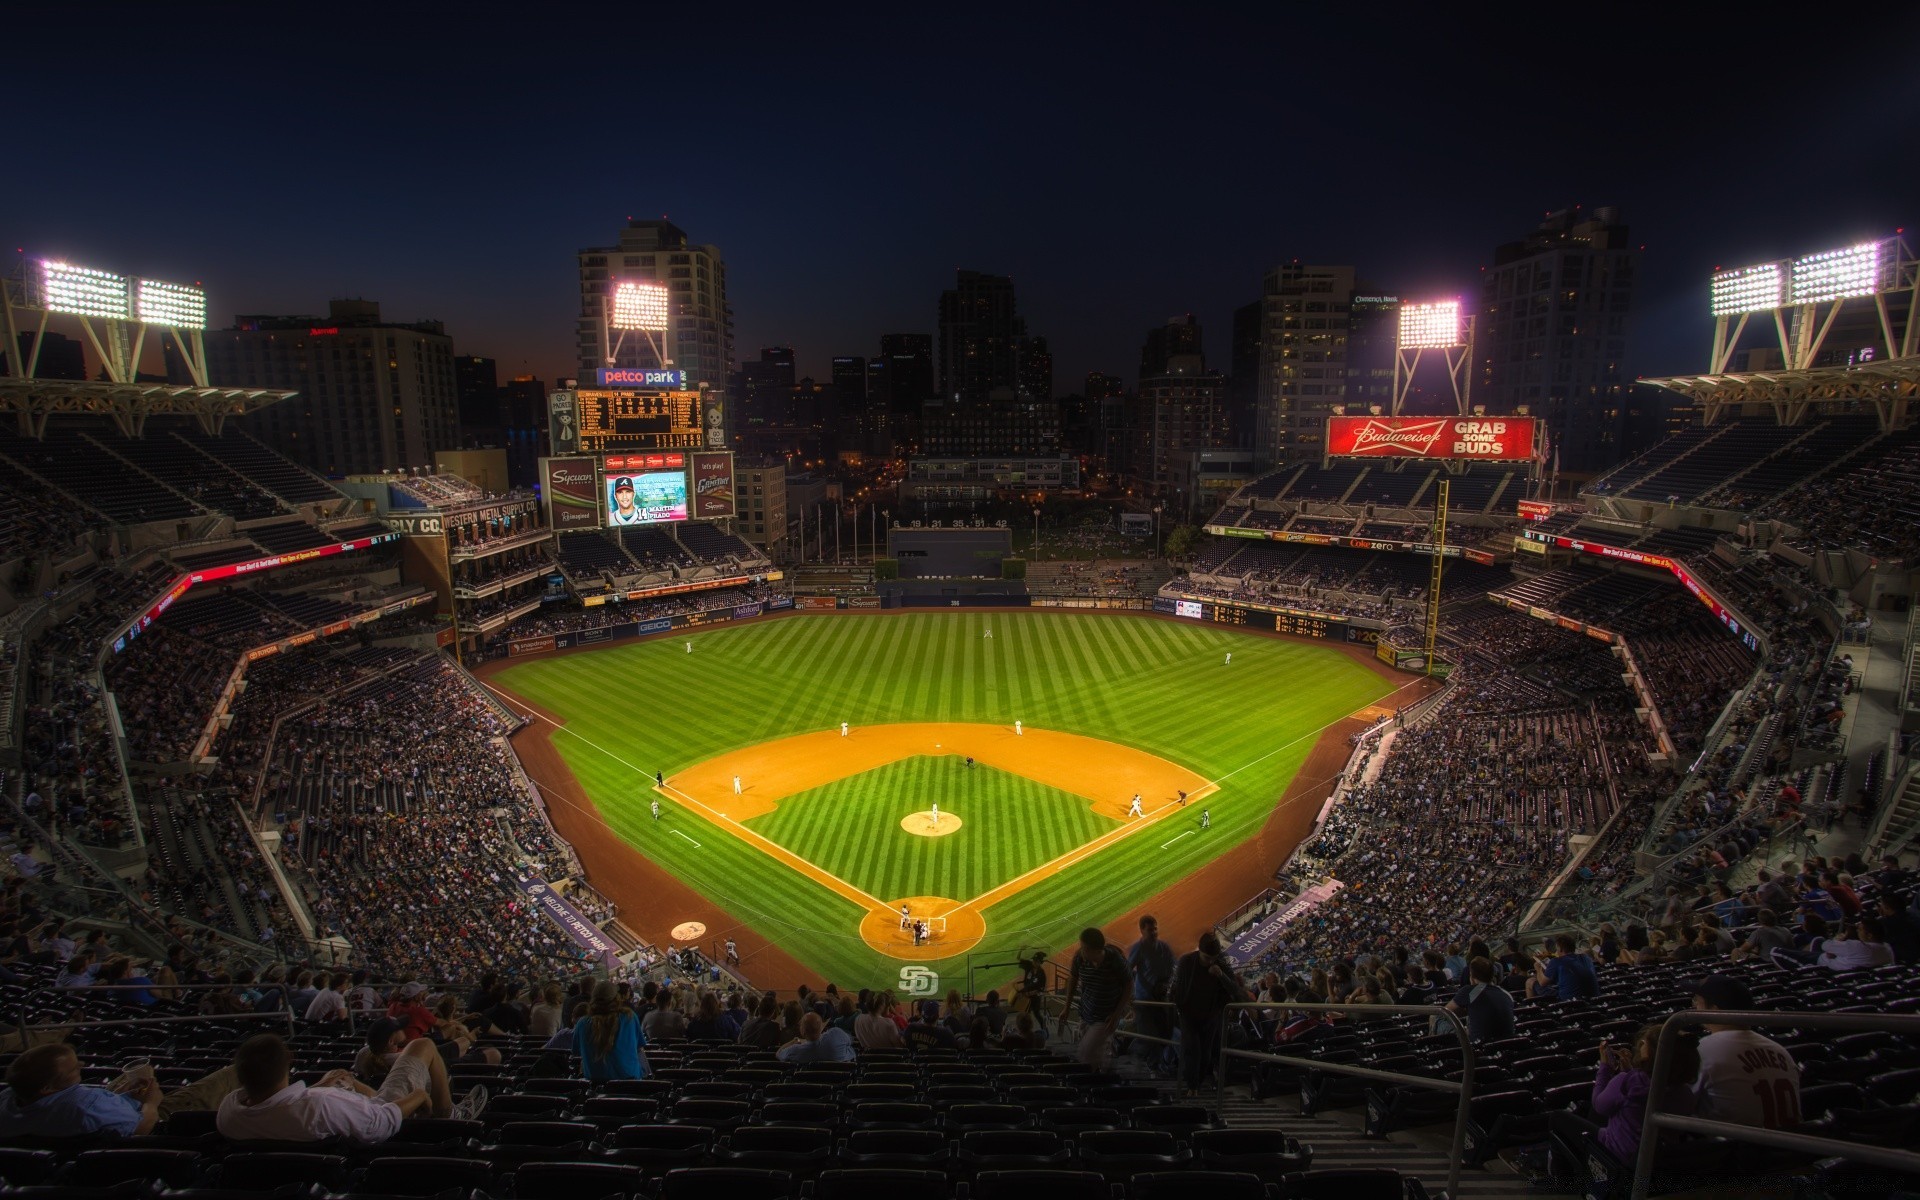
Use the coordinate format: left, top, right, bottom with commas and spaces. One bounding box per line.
607, 476, 644, 525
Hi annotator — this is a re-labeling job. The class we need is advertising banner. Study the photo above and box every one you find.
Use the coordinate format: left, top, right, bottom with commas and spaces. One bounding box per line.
1516, 499, 1555, 522
515, 876, 620, 964
767, 595, 794, 610
690, 452, 736, 519
636, 618, 673, 635
508, 636, 558, 657
548, 391, 579, 454
797, 596, 839, 611
604, 469, 688, 525
596, 367, 686, 389
1325, 415, 1539, 461
847, 596, 882, 609
543, 457, 601, 531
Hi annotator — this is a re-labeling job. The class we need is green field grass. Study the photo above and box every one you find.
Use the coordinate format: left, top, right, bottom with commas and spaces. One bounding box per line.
493, 611, 1396, 989
747, 757, 1117, 903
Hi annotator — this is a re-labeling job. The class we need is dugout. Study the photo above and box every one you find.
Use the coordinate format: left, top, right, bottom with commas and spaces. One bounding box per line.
886, 526, 1012, 578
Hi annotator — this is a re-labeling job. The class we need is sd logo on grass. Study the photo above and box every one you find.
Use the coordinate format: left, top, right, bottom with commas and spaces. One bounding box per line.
898, 965, 940, 997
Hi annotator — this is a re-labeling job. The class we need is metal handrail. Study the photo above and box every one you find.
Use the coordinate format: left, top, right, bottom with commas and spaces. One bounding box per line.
19, 1008, 297, 1038
1212, 999, 1473, 1195
1632, 1009, 1920, 1199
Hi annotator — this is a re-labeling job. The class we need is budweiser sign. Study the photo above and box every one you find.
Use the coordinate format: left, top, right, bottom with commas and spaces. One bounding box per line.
1326, 415, 1538, 461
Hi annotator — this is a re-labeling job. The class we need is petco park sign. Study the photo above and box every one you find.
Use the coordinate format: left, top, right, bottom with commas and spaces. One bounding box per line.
1325, 415, 1538, 461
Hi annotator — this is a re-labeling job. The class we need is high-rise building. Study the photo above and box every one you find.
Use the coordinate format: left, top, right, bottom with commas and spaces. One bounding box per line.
879, 333, 934, 415
733, 457, 789, 548
1134, 319, 1230, 500
499, 374, 547, 487
1251, 264, 1378, 464
9, 331, 86, 380
1139, 314, 1203, 380
739, 346, 797, 424
1347, 292, 1400, 413
1477, 206, 1637, 473
830, 356, 869, 408
1227, 300, 1262, 447
208, 299, 458, 476
575, 218, 732, 395
937, 271, 1028, 400
1019, 334, 1053, 402
454, 355, 500, 445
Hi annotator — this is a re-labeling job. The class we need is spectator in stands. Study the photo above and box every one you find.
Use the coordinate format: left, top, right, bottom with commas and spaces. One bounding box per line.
575, 980, 649, 1081
1126, 914, 1175, 1070
387, 982, 436, 1039
0, 1045, 231, 1137
1444, 957, 1516, 1044
306, 973, 348, 1024
1731, 909, 1795, 962
218, 1033, 427, 1142
53, 952, 94, 989
1543, 1023, 1699, 1183
977, 990, 1009, 1035
904, 1000, 960, 1052
351, 1020, 484, 1119
853, 994, 904, 1051
777, 1011, 856, 1063
92, 956, 157, 1006
738, 993, 782, 1048
1816, 917, 1892, 971
1876, 895, 1920, 962
1169, 930, 1247, 1096
1689, 976, 1801, 1130
289, 971, 320, 1015
640, 989, 686, 1042
999, 1010, 1044, 1051
684, 991, 729, 1041
528, 983, 566, 1037
344, 970, 383, 1013
1529, 935, 1599, 1000
1061, 926, 1132, 1068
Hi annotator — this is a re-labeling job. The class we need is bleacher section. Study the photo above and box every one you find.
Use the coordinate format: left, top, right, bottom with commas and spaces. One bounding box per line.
247, 521, 338, 553
0, 425, 199, 524
174, 424, 344, 505
1619, 421, 1806, 502
677, 523, 760, 563
555, 532, 635, 579
620, 528, 695, 571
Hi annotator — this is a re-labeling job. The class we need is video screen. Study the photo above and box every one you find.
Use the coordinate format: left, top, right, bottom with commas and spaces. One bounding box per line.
604, 469, 688, 525
1175, 599, 1204, 619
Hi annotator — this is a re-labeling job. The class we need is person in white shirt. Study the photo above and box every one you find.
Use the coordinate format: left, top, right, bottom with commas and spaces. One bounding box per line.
1817, 918, 1894, 972
1688, 975, 1802, 1130
217, 1034, 421, 1143
305, 974, 349, 1024
344, 971, 385, 1013
9, 845, 43, 879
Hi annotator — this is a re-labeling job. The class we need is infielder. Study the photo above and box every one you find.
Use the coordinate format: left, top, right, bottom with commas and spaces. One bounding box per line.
841, 722, 849, 737
732, 775, 742, 795
1128, 794, 1143, 819
651, 798, 661, 821
1201, 808, 1211, 829
1015, 720, 1023, 736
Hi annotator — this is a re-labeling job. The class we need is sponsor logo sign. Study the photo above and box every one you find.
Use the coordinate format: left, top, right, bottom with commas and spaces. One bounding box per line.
1326, 415, 1538, 460
516, 876, 620, 961
690, 452, 736, 518
596, 367, 686, 388
544, 456, 601, 531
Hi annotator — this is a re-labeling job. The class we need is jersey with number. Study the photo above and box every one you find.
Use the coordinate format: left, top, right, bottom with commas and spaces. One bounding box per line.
1695, 1029, 1801, 1129
610, 507, 645, 525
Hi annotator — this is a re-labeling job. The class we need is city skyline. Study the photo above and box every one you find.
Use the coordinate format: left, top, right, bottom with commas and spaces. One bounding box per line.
5, 10, 1916, 391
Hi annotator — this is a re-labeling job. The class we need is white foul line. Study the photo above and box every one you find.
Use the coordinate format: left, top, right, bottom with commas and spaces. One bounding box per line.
1160, 830, 1195, 850
671, 829, 702, 848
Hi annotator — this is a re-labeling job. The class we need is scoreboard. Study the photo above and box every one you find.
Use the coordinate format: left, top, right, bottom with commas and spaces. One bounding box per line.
565, 389, 702, 452
1159, 596, 1339, 638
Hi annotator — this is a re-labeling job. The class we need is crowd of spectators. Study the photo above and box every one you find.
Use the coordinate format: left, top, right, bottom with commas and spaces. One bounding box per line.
1026, 560, 1166, 599
255, 657, 584, 981
1756, 427, 1920, 564
492, 585, 784, 644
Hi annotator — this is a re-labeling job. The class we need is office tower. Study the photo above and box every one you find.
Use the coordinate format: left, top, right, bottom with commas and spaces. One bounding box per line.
1135, 319, 1229, 497
208, 299, 458, 476
1227, 300, 1262, 446
1139, 314, 1203, 379
741, 346, 797, 423
1347, 291, 1400, 413
454, 354, 501, 445
879, 333, 934, 415
575, 217, 732, 394
9, 331, 86, 380
1250, 263, 1361, 464
937, 271, 1027, 400
1477, 206, 1637, 472
830, 355, 869, 407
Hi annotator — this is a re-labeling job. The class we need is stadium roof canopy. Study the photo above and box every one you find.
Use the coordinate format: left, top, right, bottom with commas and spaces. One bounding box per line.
1643, 359, 1919, 430
0, 378, 297, 438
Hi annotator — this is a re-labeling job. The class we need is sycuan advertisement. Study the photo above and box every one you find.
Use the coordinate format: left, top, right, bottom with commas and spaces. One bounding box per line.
544, 456, 602, 530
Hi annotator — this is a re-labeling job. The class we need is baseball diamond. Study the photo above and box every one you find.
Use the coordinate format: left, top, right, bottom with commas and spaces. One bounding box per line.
486, 610, 1406, 987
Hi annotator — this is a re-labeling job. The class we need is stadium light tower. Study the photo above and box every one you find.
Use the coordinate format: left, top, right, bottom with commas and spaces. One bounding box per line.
605, 279, 672, 368
1392, 299, 1473, 414
2, 258, 212, 386
1707, 235, 1913, 372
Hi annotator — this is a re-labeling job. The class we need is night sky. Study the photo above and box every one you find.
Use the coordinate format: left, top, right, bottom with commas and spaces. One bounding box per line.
8, 8, 1917, 389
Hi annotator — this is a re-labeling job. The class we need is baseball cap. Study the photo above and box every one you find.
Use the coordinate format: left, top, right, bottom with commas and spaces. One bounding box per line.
921, 1000, 941, 1020
614, 476, 634, 491
1687, 974, 1754, 1010
397, 981, 428, 999
365, 1017, 405, 1052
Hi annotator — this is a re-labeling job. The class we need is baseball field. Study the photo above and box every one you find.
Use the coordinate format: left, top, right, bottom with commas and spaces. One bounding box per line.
486, 611, 1403, 992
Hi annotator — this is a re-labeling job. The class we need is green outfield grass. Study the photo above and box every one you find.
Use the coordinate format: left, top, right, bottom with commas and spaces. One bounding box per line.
493, 611, 1397, 989
747, 757, 1117, 903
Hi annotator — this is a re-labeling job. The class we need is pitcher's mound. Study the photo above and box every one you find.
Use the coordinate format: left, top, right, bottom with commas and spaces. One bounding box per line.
902, 811, 962, 837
